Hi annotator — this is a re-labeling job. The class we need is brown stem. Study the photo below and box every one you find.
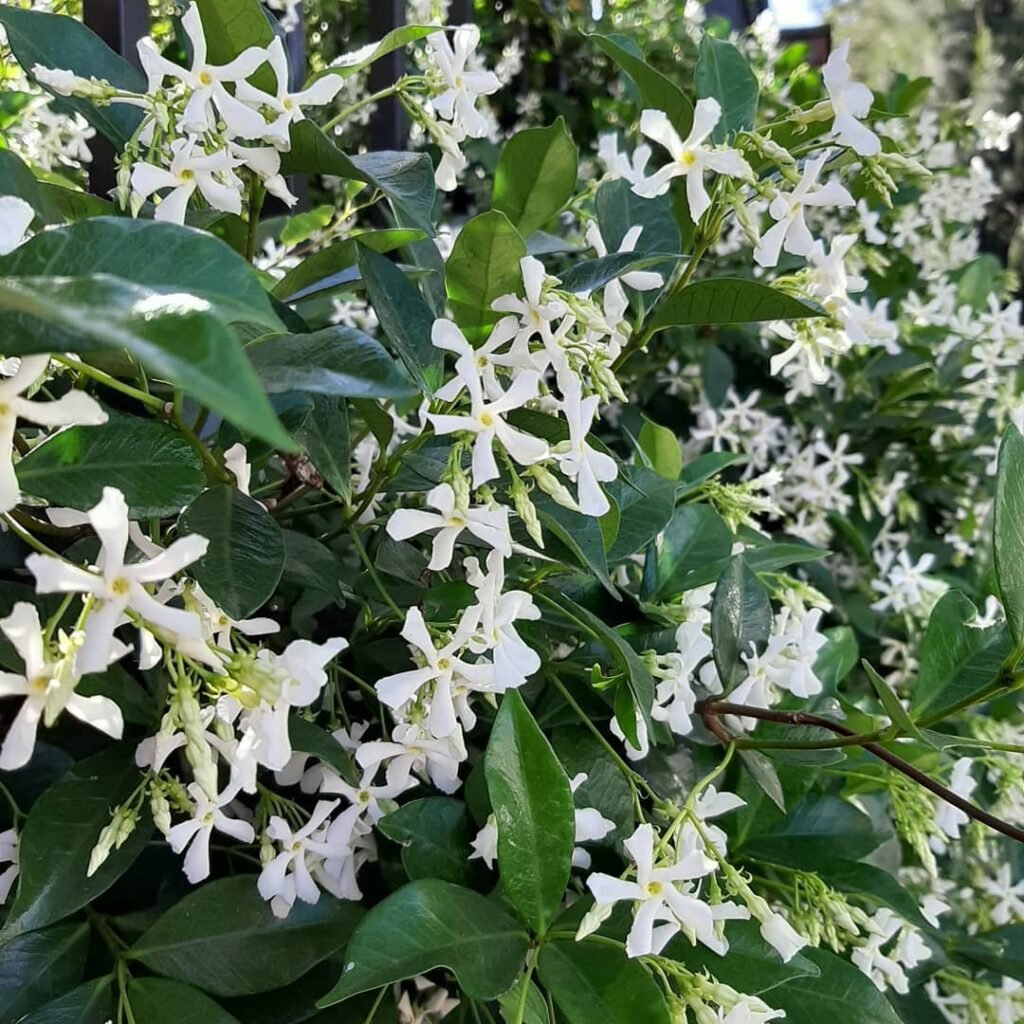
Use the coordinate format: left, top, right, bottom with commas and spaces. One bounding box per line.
698, 700, 1024, 845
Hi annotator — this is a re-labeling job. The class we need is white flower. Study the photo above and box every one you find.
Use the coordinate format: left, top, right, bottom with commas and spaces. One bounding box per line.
0, 603, 123, 770
433, 317, 530, 403
430, 117, 469, 192
375, 607, 491, 738
870, 551, 948, 619
235, 37, 345, 148
0, 828, 17, 903
822, 41, 881, 157
633, 100, 753, 219
492, 257, 568, 347
932, 758, 975, 848
258, 799, 339, 917
469, 814, 498, 869
651, 620, 713, 737
553, 377, 618, 517
583, 823, 717, 957
857, 198, 886, 244
190, 582, 278, 652
229, 143, 298, 207
754, 153, 855, 267
427, 368, 548, 487
166, 781, 255, 884
0, 354, 107, 512
597, 133, 651, 185
356, 722, 468, 795
569, 773, 615, 869
131, 136, 244, 224
426, 26, 501, 139
386, 483, 513, 571
768, 319, 850, 386
137, 3, 269, 138
759, 911, 807, 963
690, 785, 745, 857
27, 488, 208, 675
981, 863, 1024, 926
0, 196, 34, 255
584, 221, 663, 322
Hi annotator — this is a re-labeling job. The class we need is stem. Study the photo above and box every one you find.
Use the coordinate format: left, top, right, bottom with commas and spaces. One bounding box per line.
0, 779, 25, 822
54, 357, 165, 411
359, 986, 387, 1024
170, 391, 230, 482
699, 700, 1024, 845
245, 177, 266, 264
348, 526, 404, 620
511, 948, 540, 1024
322, 83, 402, 132
0, 511, 64, 558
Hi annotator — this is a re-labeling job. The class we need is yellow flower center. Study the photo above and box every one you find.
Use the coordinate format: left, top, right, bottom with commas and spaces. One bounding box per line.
179, 169, 195, 182
0, 402, 10, 419
437, 657, 451, 671
283, 97, 294, 110
679, 150, 697, 168
357, 790, 371, 804
28, 675, 48, 695
197, 70, 214, 86
478, 411, 494, 428
202, 811, 215, 825
645, 881, 663, 896
110, 577, 131, 597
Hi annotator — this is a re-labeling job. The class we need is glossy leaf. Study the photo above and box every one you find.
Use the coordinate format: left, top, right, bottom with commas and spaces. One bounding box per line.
605, 465, 678, 563
952, 924, 1024, 983
588, 33, 693, 132
0, 922, 89, 1021
317, 880, 530, 1005
3, 746, 152, 937
649, 279, 822, 332
485, 690, 575, 935
695, 36, 759, 141
129, 876, 363, 997
534, 495, 616, 595
125, 978, 240, 1024
288, 718, 357, 784
994, 424, 1024, 647
358, 245, 440, 392
652, 505, 732, 600
552, 727, 634, 844
247, 326, 417, 400
178, 486, 285, 619
290, 395, 351, 500
195, 0, 276, 92
377, 797, 480, 885
0, 7, 144, 147
559, 252, 676, 296
493, 120, 579, 238
20, 976, 115, 1024
17, 414, 204, 518
307, 25, 436, 81
0, 275, 293, 451
637, 416, 683, 480
711, 557, 772, 691
537, 940, 672, 1024
445, 210, 527, 341
0, 217, 282, 332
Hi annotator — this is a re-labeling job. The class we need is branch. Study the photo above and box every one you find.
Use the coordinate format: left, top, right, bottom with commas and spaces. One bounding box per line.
698, 700, 1024, 845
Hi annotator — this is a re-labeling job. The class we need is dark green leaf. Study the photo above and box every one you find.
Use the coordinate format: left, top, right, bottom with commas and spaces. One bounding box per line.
605, 465, 678, 563
0, 275, 293, 451
317, 880, 530, 1006
17, 415, 204, 518
195, 0, 276, 92
652, 505, 732, 600
951, 924, 1024, 982
358, 246, 440, 392
0, 922, 89, 1021
125, 978, 240, 1024
3, 746, 152, 937
649, 279, 822, 332
588, 33, 693, 133
485, 691, 575, 935
813, 626, 859, 692
537, 940, 671, 1024
498, 978, 550, 1024
559, 252, 676, 296
305, 25, 437, 82
862, 660, 922, 739
0, 8, 144, 147
20, 976, 115, 1024
281, 530, 345, 600
737, 748, 786, 812
378, 797, 480, 885
178, 486, 285, 619
993, 425, 1024, 646
493, 120, 578, 238
534, 496, 616, 595
596, 179, 680, 266
445, 210, 526, 342
247, 326, 417, 400
288, 718, 357, 785
0, 217, 282, 332
129, 876, 363, 997
0, 150, 59, 224
291, 395, 351, 500
711, 557, 772, 691
675, 541, 828, 592
695, 36, 759, 141
281, 123, 435, 235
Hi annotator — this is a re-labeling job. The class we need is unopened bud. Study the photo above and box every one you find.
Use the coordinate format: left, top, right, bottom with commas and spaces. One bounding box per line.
527, 464, 578, 511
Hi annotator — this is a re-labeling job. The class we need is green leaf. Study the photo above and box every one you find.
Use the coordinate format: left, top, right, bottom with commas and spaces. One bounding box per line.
649, 279, 822, 332
0, 217, 282, 332
20, 976, 115, 1024
279, 205, 334, 249
0, 150, 59, 224
125, 978, 240, 1024
281, 530, 345, 600
737, 748, 786, 812
306, 25, 437, 81
651, 505, 732, 600
288, 718, 357, 784
911, 591, 1010, 720
195, 0, 276, 92
596, 179, 680, 267
290, 395, 351, 500
17, 414, 204, 518
445, 210, 527, 342
952, 924, 1024, 983
247, 326, 417, 400
129, 876, 363, 997
558, 252, 676, 296
534, 496, 616, 595
637, 417, 682, 481
665, 919, 819, 995
178, 486, 285, 619
711, 557, 772, 691
499, 979, 550, 1024
0, 922, 89, 1021
493, 120, 579, 238
588, 33, 693, 133
0, 275, 293, 451
3, 746, 152, 937
605, 465, 678, 563
862, 659, 922, 739
358, 246, 441, 392
673, 541, 828, 592
537, 940, 671, 1024
695, 36, 759, 141
317, 880, 530, 1006
378, 797, 480, 885
485, 690, 575, 935
742, 794, 888, 863
813, 626, 860, 692
272, 229, 424, 301
0, 8, 144, 147
281, 122, 435, 235
994, 424, 1024, 648
766, 947, 903, 1024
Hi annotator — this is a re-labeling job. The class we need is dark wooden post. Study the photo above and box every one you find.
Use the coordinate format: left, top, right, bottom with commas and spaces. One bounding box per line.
368, 0, 407, 151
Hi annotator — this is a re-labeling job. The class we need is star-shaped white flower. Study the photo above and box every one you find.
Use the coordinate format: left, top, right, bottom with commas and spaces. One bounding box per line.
633, 100, 753, 219
166, 781, 255, 884
0, 196, 34, 256
822, 41, 881, 157
553, 378, 618, 516
426, 26, 501, 140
